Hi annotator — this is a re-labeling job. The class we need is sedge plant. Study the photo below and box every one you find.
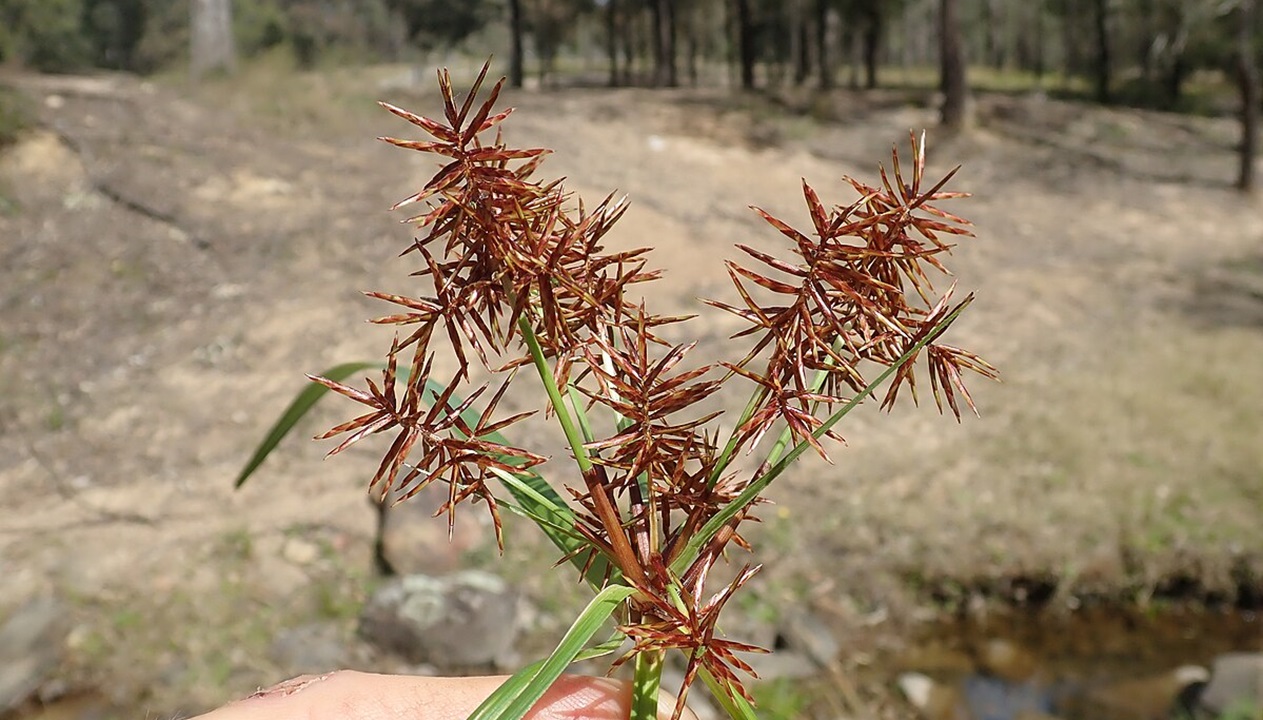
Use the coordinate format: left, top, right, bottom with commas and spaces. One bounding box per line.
238, 62, 996, 720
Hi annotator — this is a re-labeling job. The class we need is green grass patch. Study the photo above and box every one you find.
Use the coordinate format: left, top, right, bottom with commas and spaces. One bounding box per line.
0, 85, 33, 148
0, 84, 31, 213
748, 678, 812, 720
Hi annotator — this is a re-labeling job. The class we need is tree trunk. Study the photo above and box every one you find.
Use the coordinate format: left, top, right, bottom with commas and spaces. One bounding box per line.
862, 8, 882, 89
509, 0, 524, 88
607, 0, 621, 86
1137, 0, 1155, 82
792, 0, 810, 86
684, 2, 699, 85
1237, 0, 1258, 192
650, 0, 678, 87
1092, 0, 1112, 103
1033, 0, 1045, 83
847, 25, 862, 89
624, 5, 639, 85
1062, 0, 1083, 82
816, 0, 833, 90
736, 0, 756, 90
1163, 53, 1188, 109
189, 0, 235, 79
939, 0, 968, 130
663, 0, 678, 86
983, 0, 1002, 69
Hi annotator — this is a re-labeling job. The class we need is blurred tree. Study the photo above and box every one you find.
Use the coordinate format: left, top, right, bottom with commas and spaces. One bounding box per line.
980, 0, 1002, 68
510, 0, 525, 87
387, 0, 497, 52
1135, 0, 1157, 80
846, 0, 891, 89
859, 0, 882, 89
190, 0, 236, 77
0, 0, 93, 71
756, 0, 792, 85
735, 0, 755, 88
528, 0, 592, 85
605, 0, 623, 85
647, 0, 679, 86
816, 0, 833, 89
132, 0, 187, 73
1132, 0, 1238, 109
282, 1, 401, 68
231, 0, 286, 60
939, 0, 969, 130
83, 0, 147, 70
1050, 0, 1090, 81
790, 0, 809, 85
1092, 0, 1113, 102
1234, 0, 1257, 191
679, 0, 721, 85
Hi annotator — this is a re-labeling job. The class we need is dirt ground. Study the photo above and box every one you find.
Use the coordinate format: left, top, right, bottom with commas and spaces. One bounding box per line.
1, 60, 1262, 718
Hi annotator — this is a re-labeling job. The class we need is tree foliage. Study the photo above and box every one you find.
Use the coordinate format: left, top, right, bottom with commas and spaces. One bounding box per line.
0, 0, 93, 71
525, 0, 593, 83
387, 0, 499, 52
0, 0, 1256, 125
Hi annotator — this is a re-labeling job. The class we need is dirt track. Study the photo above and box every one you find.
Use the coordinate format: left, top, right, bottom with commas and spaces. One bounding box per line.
1, 64, 1261, 715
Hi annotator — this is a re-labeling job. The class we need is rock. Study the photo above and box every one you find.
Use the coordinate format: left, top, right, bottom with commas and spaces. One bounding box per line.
975, 639, 1040, 684
0, 596, 71, 712
959, 674, 1056, 720
1175, 653, 1263, 720
897, 671, 1059, 720
269, 623, 349, 674
743, 650, 819, 680
899, 673, 966, 720
358, 571, 517, 670
1202, 653, 1263, 714
779, 609, 839, 667
376, 482, 491, 576
1075, 665, 1208, 720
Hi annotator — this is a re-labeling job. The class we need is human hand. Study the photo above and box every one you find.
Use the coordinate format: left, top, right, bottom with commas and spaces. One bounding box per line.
190, 671, 698, 720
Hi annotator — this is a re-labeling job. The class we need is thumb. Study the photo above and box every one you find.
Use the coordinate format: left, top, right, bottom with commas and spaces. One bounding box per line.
190, 670, 700, 720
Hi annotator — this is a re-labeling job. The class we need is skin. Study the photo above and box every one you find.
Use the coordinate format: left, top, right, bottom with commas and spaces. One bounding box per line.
190, 671, 698, 720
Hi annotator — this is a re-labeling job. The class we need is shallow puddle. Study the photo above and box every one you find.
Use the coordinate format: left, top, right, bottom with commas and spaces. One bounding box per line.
896, 604, 1261, 720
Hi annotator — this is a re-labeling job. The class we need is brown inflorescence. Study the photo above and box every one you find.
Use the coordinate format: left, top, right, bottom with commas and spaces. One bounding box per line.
311, 61, 996, 715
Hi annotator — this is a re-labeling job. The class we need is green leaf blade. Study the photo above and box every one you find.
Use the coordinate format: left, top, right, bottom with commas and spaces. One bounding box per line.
699, 667, 759, 720
490, 467, 621, 588
466, 584, 636, 720
235, 362, 382, 488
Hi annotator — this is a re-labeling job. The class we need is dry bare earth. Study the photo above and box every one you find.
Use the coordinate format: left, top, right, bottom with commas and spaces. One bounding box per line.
1, 65, 1261, 716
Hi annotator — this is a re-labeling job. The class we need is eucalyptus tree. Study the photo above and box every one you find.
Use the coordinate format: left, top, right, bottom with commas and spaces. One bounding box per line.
190, 0, 235, 78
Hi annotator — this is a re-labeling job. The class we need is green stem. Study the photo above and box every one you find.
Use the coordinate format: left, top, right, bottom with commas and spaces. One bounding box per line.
630, 649, 665, 720
517, 317, 594, 473
707, 384, 768, 488
518, 316, 645, 583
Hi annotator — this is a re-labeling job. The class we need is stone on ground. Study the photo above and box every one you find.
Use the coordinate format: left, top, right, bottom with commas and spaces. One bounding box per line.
358, 571, 517, 670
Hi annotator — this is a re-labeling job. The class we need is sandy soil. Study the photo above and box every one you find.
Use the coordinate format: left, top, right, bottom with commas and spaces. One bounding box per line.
1, 63, 1261, 717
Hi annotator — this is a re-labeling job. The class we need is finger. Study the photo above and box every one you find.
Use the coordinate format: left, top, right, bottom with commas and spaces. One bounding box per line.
190, 670, 698, 720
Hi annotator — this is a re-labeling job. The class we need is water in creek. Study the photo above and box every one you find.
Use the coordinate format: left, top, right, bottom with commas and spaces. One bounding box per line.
895, 604, 1261, 720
